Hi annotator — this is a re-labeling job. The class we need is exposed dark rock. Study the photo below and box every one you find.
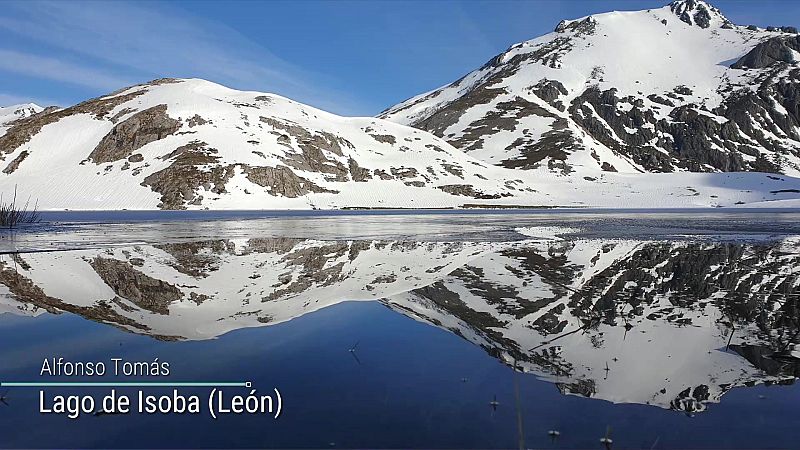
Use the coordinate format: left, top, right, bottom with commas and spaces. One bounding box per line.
558, 379, 597, 398
648, 94, 676, 107
348, 158, 371, 181
186, 114, 209, 127
569, 87, 676, 172
412, 282, 510, 342
264, 242, 351, 301
89, 104, 181, 164
373, 169, 393, 180
501, 118, 579, 172
260, 116, 353, 182
452, 96, 559, 153
244, 238, 305, 255
529, 79, 568, 110
2, 150, 29, 174
390, 166, 418, 179
110, 108, 135, 123
367, 133, 396, 145
437, 184, 506, 199
554, 17, 597, 35
565, 77, 800, 173
732, 36, 800, 69
667, 106, 749, 171
693, 6, 711, 28
411, 83, 505, 139
669, 0, 723, 29
242, 165, 337, 197
141, 142, 233, 209
441, 163, 464, 178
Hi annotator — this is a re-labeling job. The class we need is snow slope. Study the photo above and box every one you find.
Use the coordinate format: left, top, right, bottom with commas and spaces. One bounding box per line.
381, 0, 800, 178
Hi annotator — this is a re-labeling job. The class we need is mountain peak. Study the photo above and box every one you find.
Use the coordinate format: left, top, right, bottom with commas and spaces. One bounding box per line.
0, 103, 44, 132
0, 103, 43, 116
669, 0, 730, 29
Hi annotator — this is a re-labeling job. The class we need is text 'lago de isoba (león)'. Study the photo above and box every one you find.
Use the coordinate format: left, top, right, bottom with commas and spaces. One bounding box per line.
32, 357, 283, 420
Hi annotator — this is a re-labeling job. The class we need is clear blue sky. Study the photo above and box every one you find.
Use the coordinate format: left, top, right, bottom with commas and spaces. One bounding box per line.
0, 0, 797, 116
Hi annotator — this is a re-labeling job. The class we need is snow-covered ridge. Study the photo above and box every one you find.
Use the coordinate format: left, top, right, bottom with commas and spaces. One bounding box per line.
2, 77, 800, 209
0, 78, 541, 210
1, 237, 797, 411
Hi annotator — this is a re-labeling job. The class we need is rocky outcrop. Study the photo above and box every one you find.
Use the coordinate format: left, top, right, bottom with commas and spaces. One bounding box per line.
669, 0, 729, 29
141, 141, 234, 209
410, 83, 505, 139
528, 79, 568, 111
732, 36, 800, 69
242, 165, 337, 197
437, 184, 506, 199
89, 104, 181, 164
501, 119, 581, 172
566, 76, 800, 173
2, 151, 29, 174
347, 158, 371, 182
554, 16, 598, 35
141, 140, 338, 209
452, 97, 558, 152
260, 116, 358, 182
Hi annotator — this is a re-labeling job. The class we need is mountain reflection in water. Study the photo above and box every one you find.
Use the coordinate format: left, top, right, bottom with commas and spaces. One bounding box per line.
1, 236, 798, 414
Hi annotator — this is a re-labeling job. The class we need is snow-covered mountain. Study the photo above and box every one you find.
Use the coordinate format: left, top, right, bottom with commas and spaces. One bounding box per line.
381, 0, 800, 179
0, 72, 800, 210
0, 103, 43, 136
2, 77, 800, 209
2, 236, 797, 411
0, 79, 539, 210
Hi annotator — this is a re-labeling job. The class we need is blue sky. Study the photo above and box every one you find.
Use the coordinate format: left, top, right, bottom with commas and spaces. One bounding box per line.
0, 0, 797, 116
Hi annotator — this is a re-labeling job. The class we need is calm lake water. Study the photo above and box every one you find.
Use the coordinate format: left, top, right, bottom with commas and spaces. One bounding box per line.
0, 210, 798, 449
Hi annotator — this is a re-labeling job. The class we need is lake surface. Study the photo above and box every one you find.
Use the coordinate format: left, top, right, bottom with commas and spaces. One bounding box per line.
0, 211, 799, 449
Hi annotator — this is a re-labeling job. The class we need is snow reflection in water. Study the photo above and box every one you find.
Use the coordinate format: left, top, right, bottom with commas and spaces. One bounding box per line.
1, 232, 798, 414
